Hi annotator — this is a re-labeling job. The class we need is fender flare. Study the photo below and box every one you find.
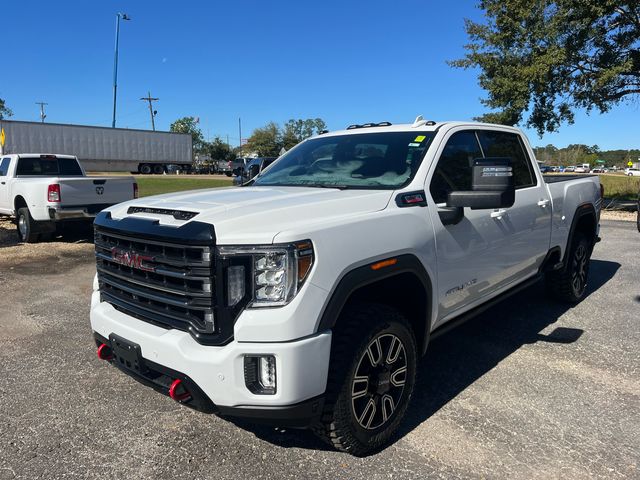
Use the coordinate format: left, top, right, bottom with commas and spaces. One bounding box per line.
562, 202, 597, 265
316, 254, 433, 354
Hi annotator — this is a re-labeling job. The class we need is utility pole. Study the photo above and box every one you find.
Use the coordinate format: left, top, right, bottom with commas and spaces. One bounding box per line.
112, 12, 131, 128
35, 102, 48, 123
238, 117, 242, 149
140, 91, 159, 130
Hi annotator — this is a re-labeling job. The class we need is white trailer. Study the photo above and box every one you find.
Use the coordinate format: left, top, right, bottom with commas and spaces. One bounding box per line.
0, 120, 192, 174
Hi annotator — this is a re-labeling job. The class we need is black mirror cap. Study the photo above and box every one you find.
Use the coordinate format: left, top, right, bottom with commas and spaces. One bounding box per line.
447, 189, 515, 210
472, 157, 514, 192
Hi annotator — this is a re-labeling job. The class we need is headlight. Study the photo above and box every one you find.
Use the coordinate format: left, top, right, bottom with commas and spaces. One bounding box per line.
218, 240, 314, 307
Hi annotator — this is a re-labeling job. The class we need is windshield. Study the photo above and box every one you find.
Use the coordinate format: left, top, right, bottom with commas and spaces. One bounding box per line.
16, 156, 83, 176
253, 131, 435, 189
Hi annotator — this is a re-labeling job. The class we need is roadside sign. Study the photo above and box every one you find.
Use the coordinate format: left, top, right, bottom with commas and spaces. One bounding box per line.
0, 128, 5, 147
628, 161, 633, 167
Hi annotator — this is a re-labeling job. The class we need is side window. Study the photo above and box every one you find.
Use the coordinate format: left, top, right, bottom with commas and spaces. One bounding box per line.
0, 158, 10, 176
477, 131, 535, 188
429, 131, 483, 204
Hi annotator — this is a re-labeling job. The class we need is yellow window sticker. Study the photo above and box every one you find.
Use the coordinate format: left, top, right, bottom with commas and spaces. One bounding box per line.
414, 135, 426, 142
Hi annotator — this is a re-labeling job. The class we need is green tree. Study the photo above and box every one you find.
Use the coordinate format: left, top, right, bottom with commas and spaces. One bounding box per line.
207, 136, 236, 161
282, 118, 327, 149
244, 122, 282, 156
451, 1, 640, 135
0, 97, 12, 120
170, 116, 205, 152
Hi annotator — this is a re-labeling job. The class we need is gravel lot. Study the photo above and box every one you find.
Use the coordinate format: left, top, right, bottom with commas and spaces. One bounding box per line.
0, 219, 638, 479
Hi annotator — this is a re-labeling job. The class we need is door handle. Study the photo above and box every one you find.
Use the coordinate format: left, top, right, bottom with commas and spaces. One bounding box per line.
0, 181, 5, 185
490, 209, 507, 219
537, 199, 550, 208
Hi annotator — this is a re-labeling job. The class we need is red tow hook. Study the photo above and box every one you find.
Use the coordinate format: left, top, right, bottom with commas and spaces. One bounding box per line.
97, 343, 113, 361
169, 379, 192, 402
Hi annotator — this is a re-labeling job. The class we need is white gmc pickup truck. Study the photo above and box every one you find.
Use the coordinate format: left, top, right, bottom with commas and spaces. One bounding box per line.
90, 120, 602, 455
0, 154, 137, 242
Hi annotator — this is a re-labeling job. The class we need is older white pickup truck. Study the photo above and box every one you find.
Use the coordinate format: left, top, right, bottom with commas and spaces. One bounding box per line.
90, 120, 602, 455
0, 154, 137, 242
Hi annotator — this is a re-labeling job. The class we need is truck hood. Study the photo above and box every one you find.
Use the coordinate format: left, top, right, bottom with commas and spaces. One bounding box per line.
106, 186, 393, 244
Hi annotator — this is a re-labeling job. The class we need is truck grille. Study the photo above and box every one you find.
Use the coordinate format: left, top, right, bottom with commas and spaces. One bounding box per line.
95, 227, 215, 336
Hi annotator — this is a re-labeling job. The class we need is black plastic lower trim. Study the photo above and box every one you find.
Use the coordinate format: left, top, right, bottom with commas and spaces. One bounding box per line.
217, 395, 325, 428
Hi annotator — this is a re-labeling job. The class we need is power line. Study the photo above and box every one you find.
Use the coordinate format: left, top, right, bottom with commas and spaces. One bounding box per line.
35, 101, 48, 123
140, 91, 159, 130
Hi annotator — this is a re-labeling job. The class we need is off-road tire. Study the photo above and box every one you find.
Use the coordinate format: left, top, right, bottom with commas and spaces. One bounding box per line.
312, 303, 417, 456
546, 232, 592, 303
16, 207, 40, 243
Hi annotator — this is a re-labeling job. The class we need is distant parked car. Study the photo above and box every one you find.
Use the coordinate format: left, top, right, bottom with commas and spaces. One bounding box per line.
233, 157, 278, 185
227, 158, 251, 177
565, 166, 576, 172
625, 168, 640, 177
592, 167, 604, 173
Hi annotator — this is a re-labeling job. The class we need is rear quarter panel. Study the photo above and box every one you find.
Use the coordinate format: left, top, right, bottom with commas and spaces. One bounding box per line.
547, 176, 601, 259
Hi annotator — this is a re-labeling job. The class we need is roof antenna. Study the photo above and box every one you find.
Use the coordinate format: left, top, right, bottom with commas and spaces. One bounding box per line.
412, 115, 427, 128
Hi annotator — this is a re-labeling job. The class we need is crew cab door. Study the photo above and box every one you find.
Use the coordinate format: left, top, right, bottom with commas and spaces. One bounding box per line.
426, 128, 551, 324
0, 157, 11, 214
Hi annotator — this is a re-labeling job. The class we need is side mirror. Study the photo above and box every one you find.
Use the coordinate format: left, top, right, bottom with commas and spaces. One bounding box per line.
447, 158, 515, 210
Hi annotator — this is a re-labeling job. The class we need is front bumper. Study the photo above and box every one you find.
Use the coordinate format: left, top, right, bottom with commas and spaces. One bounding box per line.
90, 292, 332, 426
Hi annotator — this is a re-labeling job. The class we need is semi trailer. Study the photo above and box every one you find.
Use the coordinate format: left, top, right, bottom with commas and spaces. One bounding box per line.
0, 120, 192, 174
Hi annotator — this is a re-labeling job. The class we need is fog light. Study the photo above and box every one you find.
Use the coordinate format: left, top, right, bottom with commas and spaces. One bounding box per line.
244, 355, 277, 395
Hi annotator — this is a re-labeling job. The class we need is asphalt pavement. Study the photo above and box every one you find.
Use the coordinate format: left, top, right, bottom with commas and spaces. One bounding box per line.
0, 220, 638, 479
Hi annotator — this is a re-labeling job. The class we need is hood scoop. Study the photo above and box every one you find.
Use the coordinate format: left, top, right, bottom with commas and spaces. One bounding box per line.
126, 206, 199, 221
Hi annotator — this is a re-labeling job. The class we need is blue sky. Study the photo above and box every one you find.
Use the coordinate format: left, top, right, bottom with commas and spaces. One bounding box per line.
2, 1, 638, 150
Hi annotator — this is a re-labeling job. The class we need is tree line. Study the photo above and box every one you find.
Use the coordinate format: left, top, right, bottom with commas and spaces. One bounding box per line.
533, 144, 640, 168
169, 116, 326, 160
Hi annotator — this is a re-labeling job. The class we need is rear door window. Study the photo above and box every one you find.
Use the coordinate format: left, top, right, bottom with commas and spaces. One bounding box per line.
0, 158, 10, 176
477, 131, 536, 188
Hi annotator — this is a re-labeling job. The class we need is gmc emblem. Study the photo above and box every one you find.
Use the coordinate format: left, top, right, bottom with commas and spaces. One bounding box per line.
110, 247, 155, 272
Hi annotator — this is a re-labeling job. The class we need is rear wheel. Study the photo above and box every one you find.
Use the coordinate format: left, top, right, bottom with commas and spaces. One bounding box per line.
16, 208, 40, 243
139, 164, 152, 175
153, 164, 165, 174
312, 303, 417, 456
546, 232, 592, 302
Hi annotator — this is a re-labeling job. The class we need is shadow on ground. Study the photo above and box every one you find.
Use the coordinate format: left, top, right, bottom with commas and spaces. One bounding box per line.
234, 259, 621, 453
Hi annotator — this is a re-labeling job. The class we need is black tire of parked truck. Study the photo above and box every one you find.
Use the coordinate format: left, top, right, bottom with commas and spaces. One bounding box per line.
16, 208, 42, 243
139, 164, 152, 174
546, 232, 592, 303
312, 303, 417, 456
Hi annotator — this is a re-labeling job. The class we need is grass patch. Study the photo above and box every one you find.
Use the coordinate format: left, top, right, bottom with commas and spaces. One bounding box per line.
598, 174, 640, 200
135, 176, 233, 197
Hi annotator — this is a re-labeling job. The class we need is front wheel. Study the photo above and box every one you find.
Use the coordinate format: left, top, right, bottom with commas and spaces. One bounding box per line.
312, 304, 417, 456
